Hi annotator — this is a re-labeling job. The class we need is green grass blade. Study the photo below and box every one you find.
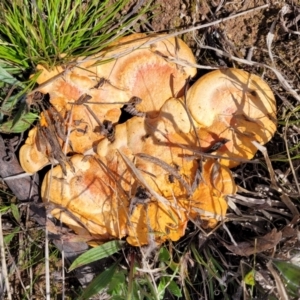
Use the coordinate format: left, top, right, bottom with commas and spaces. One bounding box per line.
0, 64, 23, 86
0, 111, 38, 133
273, 260, 300, 297
69, 240, 125, 271
78, 262, 118, 300
3, 227, 20, 245
10, 203, 20, 223
167, 280, 182, 297
0, 0, 147, 68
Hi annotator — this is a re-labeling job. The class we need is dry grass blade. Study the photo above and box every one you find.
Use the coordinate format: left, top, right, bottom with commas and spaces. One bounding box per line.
191, 207, 224, 221
282, 126, 300, 196
45, 227, 50, 300
118, 149, 175, 211
267, 261, 289, 300
266, 19, 276, 66
0, 214, 12, 300
252, 141, 299, 217
197, 44, 300, 103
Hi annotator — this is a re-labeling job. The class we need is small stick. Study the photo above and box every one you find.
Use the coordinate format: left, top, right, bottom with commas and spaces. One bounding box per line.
69, 94, 92, 105
83, 104, 103, 127
0, 214, 12, 300
92, 77, 124, 91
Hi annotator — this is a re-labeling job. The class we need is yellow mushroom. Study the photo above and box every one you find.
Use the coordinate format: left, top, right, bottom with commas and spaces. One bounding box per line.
187, 68, 277, 168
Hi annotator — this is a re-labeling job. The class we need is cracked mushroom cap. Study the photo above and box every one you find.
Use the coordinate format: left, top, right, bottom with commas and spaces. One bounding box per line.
187, 68, 277, 168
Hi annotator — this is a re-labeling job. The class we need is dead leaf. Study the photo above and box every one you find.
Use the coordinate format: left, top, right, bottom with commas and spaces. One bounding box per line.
221, 229, 282, 256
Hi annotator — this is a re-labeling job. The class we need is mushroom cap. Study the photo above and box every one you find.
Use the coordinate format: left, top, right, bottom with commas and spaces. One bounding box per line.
81, 33, 197, 117
187, 68, 277, 167
152, 97, 192, 134
187, 158, 236, 227
19, 127, 50, 173
126, 197, 189, 246
41, 154, 131, 240
196, 119, 261, 167
33, 65, 130, 154
126, 158, 236, 246
187, 68, 276, 127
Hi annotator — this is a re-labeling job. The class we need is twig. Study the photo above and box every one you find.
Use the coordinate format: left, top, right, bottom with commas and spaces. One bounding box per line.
5, 250, 30, 300
282, 126, 300, 196
63, 107, 73, 156
222, 223, 237, 246
45, 225, 50, 300
83, 104, 103, 127
44, 166, 53, 300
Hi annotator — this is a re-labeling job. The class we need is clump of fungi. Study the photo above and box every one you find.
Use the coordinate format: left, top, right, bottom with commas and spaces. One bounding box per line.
20, 34, 277, 246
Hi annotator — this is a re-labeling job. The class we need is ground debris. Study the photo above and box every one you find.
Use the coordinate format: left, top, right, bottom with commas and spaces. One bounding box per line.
221, 228, 282, 256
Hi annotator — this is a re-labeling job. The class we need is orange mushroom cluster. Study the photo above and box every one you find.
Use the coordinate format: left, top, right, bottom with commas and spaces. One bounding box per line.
19, 34, 276, 246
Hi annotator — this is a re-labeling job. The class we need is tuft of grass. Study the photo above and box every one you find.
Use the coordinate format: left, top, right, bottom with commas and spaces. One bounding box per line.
71, 242, 183, 300
0, 0, 147, 70
0, 0, 150, 134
